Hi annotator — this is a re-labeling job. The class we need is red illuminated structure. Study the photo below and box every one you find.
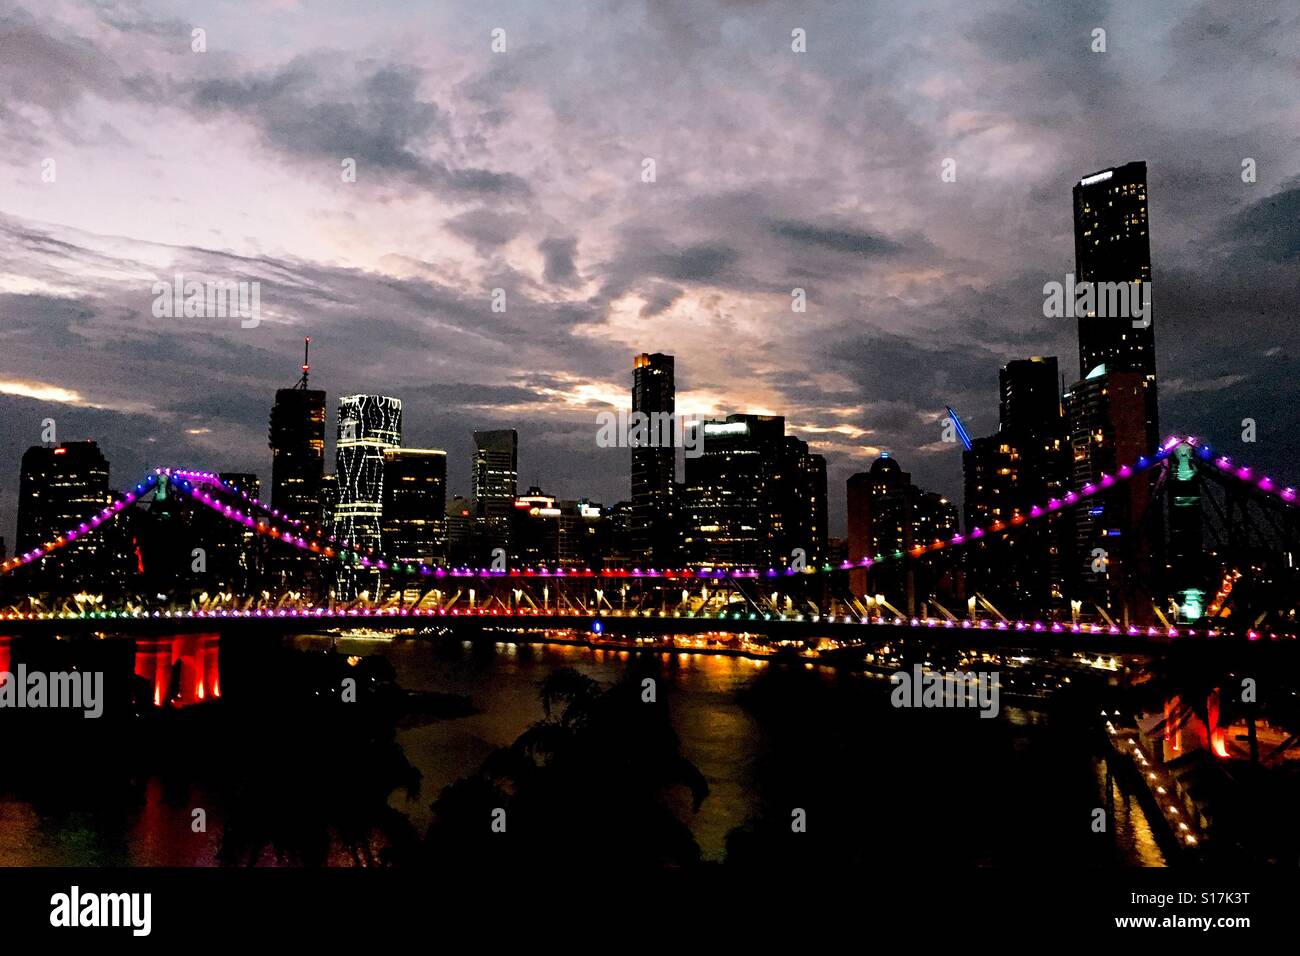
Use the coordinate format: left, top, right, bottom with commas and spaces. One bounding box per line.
134, 634, 220, 707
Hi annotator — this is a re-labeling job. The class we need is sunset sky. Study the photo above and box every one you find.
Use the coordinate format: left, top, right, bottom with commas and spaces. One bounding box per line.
1, 0, 1297, 541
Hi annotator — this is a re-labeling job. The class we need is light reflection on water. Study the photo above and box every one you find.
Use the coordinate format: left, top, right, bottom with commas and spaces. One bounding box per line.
0, 631, 1164, 866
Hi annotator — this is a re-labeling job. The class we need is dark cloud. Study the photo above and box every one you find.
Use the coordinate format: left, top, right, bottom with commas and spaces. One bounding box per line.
647, 243, 738, 283
539, 236, 580, 285
638, 283, 683, 317
186, 58, 529, 198
445, 209, 527, 251
1223, 179, 1300, 263
770, 220, 902, 258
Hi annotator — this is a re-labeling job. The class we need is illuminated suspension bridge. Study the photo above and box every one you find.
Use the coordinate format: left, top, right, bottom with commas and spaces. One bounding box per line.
2, 436, 1299, 644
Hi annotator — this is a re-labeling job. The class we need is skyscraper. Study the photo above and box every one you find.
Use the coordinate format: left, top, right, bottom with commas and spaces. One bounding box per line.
1066, 369, 1157, 623
964, 357, 1071, 616
16, 441, 115, 594
268, 339, 326, 524
775, 436, 828, 566
382, 448, 447, 567
630, 352, 676, 564
681, 414, 825, 569
334, 394, 402, 597
472, 429, 517, 561
472, 429, 518, 518
682, 414, 785, 567
1069, 162, 1162, 623
1072, 161, 1158, 445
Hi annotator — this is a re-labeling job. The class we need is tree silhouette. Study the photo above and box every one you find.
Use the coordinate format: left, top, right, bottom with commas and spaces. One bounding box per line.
425, 663, 707, 869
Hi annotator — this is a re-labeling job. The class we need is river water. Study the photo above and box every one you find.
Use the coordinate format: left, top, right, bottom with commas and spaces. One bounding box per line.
0, 632, 1164, 866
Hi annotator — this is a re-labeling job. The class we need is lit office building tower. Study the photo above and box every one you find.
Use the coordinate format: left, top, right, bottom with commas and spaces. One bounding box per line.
1065, 369, 1156, 623
268, 339, 326, 524
16, 441, 115, 594
630, 352, 676, 565
1073, 161, 1158, 447
333, 394, 402, 597
776, 436, 828, 566
681, 415, 825, 569
847, 454, 959, 617
472, 429, 518, 558
682, 415, 785, 568
964, 358, 1071, 617
382, 448, 447, 567
1069, 163, 1162, 623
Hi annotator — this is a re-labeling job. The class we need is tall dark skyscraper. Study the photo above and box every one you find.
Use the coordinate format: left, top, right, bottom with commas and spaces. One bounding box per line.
268, 339, 326, 524
382, 448, 447, 567
16, 440, 114, 593
334, 394, 402, 597
1073, 162, 1155, 375
1072, 161, 1158, 447
787, 438, 828, 565
964, 357, 1071, 615
1069, 163, 1162, 623
630, 352, 676, 564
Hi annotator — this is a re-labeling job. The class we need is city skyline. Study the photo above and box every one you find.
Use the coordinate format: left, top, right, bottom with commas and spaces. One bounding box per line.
7, 0, 1300, 918
1, 1, 1298, 549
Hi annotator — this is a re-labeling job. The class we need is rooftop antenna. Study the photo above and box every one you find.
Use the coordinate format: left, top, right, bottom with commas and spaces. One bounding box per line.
296, 337, 311, 389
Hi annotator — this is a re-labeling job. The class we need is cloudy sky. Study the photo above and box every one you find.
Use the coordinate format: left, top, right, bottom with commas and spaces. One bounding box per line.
1, 0, 1297, 544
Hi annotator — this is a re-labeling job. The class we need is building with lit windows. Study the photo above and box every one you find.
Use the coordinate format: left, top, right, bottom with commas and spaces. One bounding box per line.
847, 453, 958, 615
333, 394, 402, 597
681, 415, 827, 568
630, 352, 677, 565
472, 429, 518, 560
1069, 162, 1162, 622
508, 488, 607, 567
16, 441, 117, 594
964, 357, 1071, 616
1066, 368, 1157, 623
382, 448, 447, 567
268, 341, 326, 524
1072, 161, 1159, 456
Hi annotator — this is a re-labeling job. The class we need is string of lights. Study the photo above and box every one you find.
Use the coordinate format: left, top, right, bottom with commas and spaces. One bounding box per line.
3, 436, 1296, 583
